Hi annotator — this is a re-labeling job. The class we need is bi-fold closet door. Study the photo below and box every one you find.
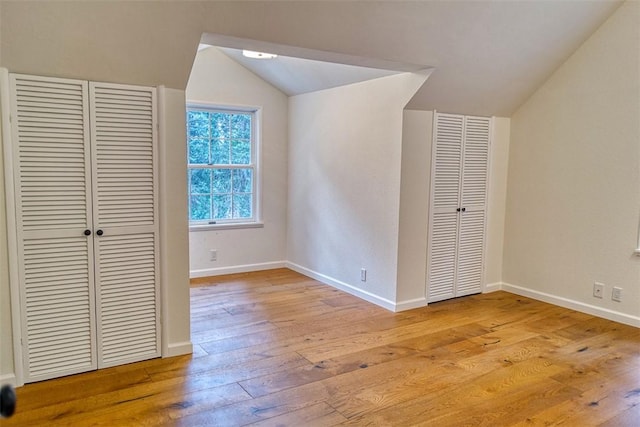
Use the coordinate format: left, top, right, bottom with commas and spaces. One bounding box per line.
9, 73, 160, 383
427, 112, 491, 303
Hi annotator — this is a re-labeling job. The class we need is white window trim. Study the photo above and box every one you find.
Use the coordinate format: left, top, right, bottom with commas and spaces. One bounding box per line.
186, 102, 262, 230
189, 222, 264, 232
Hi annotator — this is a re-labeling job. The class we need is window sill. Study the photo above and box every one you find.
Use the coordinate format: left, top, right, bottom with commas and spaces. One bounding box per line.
189, 222, 264, 232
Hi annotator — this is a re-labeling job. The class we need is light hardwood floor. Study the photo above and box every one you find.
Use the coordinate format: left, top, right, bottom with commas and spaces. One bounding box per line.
3, 268, 640, 426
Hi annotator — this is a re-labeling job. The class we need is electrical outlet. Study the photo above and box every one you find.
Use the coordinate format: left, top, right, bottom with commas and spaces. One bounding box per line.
612, 287, 622, 302
361, 268, 367, 282
593, 282, 604, 299
210, 250, 217, 262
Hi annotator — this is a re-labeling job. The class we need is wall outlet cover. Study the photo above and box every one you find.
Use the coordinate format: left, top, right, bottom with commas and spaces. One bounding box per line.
593, 282, 604, 298
612, 287, 622, 302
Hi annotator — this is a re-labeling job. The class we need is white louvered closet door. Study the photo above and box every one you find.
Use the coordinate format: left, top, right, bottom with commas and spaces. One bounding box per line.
90, 83, 160, 368
456, 116, 490, 296
10, 74, 98, 382
427, 113, 464, 303
427, 113, 491, 303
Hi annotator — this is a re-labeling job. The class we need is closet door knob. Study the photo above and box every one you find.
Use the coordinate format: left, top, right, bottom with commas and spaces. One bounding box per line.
84, 229, 91, 236
96, 229, 104, 236
456, 208, 461, 212
461, 207, 466, 212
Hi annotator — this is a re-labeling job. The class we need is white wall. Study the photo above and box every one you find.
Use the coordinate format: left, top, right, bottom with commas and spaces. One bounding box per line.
396, 110, 432, 307
485, 118, 511, 287
287, 72, 428, 308
503, 0, 640, 325
186, 48, 289, 276
158, 87, 192, 356
396, 112, 511, 307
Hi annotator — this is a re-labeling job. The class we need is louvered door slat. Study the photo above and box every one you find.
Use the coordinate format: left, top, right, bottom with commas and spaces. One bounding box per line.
12, 75, 92, 233
456, 210, 485, 296
461, 116, 490, 208
96, 233, 159, 367
427, 211, 458, 302
10, 74, 160, 383
91, 82, 159, 369
432, 114, 463, 212
22, 237, 96, 380
10, 74, 98, 382
427, 113, 463, 302
427, 112, 490, 304
456, 115, 489, 297
91, 83, 156, 227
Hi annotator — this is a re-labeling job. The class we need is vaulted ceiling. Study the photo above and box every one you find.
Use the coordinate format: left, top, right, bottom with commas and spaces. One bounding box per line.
0, 1, 624, 116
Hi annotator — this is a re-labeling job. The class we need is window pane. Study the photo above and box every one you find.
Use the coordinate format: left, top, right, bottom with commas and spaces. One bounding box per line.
213, 194, 232, 220
187, 111, 209, 138
190, 195, 211, 220
231, 139, 251, 164
211, 139, 230, 164
187, 107, 257, 224
188, 137, 209, 164
213, 169, 231, 193
233, 194, 252, 219
231, 114, 251, 139
232, 169, 253, 193
210, 113, 230, 139
190, 169, 211, 194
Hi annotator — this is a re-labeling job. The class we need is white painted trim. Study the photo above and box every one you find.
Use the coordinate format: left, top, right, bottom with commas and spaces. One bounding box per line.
189, 222, 264, 232
484, 282, 503, 293
424, 110, 439, 302
157, 86, 171, 359
394, 297, 428, 312
190, 261, 287, 278
1, 68, 24, 386
286, 262, 397, 311
479, 116, 494, 301
0, 373, 17, 388
165, 341, 193, 358
502, 282, 640, 328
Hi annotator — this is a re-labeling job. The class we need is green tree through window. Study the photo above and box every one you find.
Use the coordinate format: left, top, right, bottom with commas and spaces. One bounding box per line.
187, 107, 256, 223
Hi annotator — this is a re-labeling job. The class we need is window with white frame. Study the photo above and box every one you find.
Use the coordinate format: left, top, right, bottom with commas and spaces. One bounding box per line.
186, 105, 258, 225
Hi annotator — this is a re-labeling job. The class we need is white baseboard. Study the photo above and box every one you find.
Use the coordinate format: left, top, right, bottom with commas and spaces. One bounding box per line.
0, 373, 17, 388
165, 341, 193, 357
286, 262, 397, 312
395, 297, 428, 312
190, 261, 287, 278
501, 282, 640, 328
484, 282, 503, 293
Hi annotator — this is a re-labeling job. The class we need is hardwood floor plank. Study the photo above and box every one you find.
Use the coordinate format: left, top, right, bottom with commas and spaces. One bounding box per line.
246, 402, 347, 426
512, 369, 640, 426
415, 380, 581, 427
297, 315, 477, 363
599, 402, 640, 427
339, 358, 576, 425
4, 268, 639, 426
171, 382, 331, 427
148, 351, 310, 386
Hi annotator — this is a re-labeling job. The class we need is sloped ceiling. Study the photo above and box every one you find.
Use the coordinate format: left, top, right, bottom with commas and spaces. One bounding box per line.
0, 0, 624, 116
216, 47, 403, 96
